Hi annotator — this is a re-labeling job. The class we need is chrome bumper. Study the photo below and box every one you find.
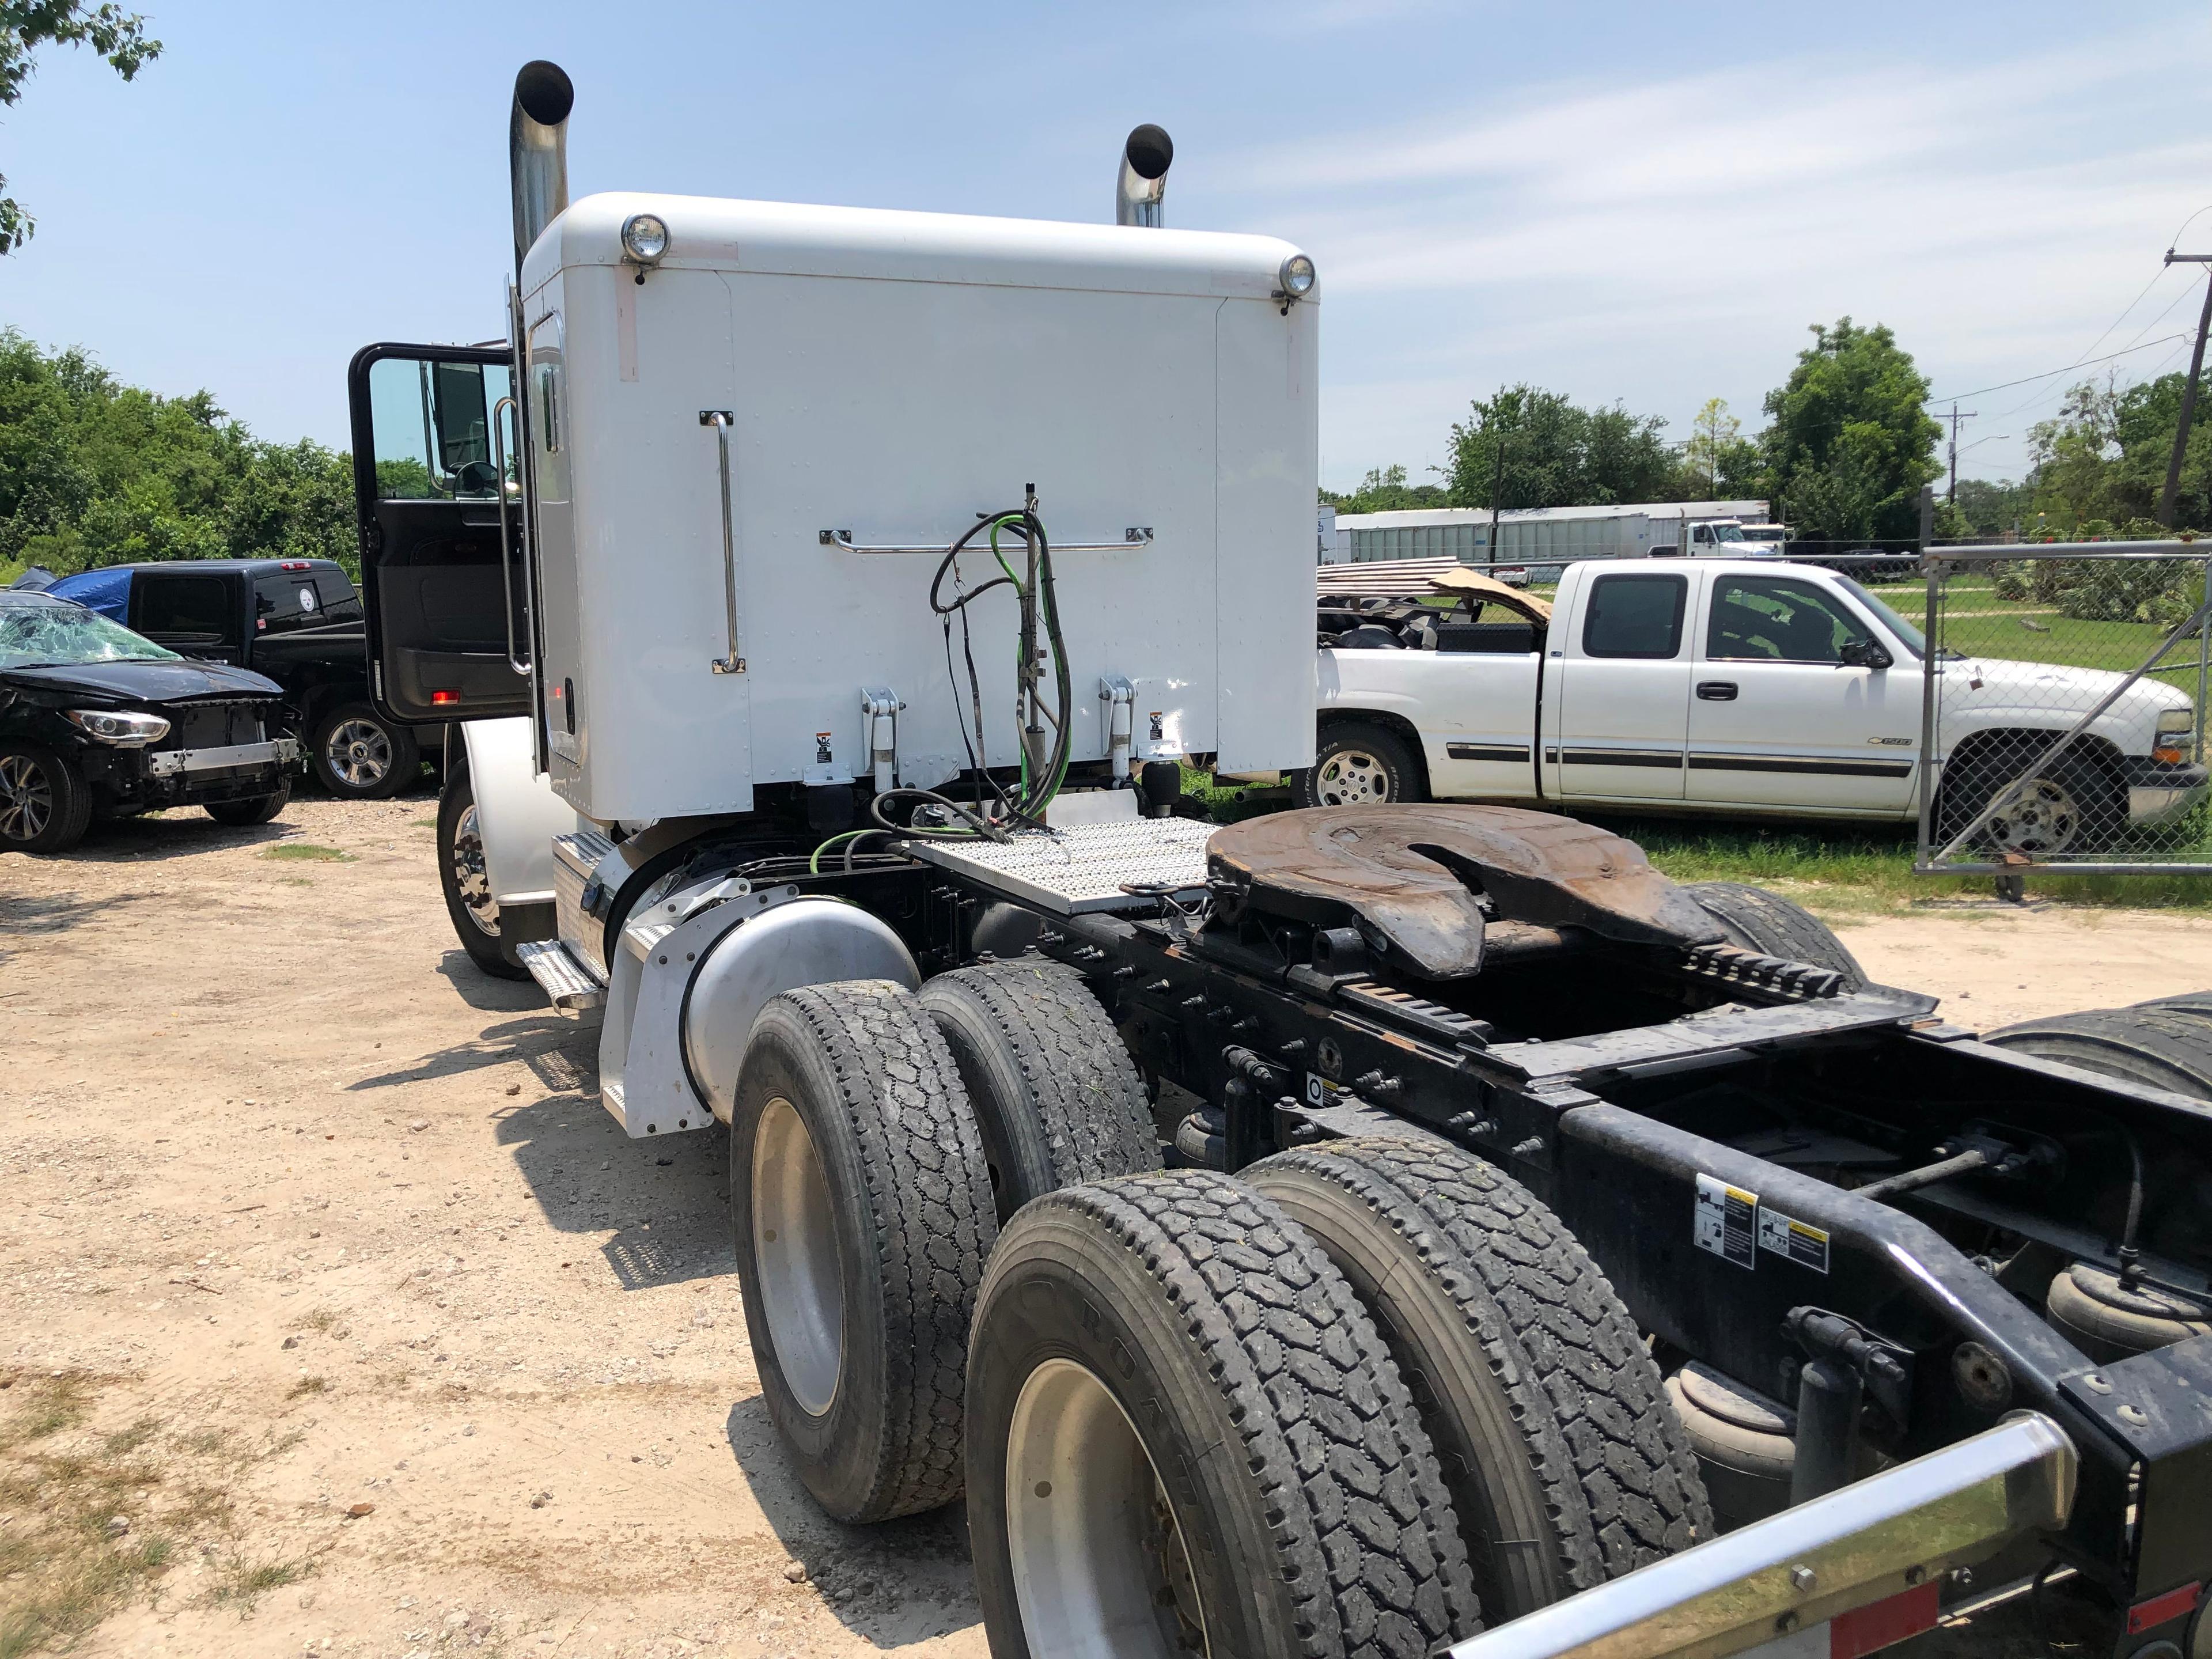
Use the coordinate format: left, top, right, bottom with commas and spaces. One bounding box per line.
1445, 1414, 2076, 1659
146, 737, 301, 777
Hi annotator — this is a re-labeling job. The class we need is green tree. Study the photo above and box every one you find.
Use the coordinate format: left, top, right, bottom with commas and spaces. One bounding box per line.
1443, 383, 1678, 509
1764, 318, 1940, 541
0, 328, 358, 579
1, 2, 163, 252
1320, 464, 1449, 514
1953, 476, 2031, 538
1680, 396, 1767, 499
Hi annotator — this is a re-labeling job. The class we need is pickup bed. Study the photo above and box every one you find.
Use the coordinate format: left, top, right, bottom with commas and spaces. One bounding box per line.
1307, 557, 2207, 857
45, 558, 438, 798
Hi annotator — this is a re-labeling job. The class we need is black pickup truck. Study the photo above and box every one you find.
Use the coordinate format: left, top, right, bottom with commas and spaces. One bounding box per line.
44, 558, 437, 799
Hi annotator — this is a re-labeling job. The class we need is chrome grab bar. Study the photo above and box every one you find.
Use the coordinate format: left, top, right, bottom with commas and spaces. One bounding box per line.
816, 527, 1154, 556
493, 396, 529, 676
702, 411, 744, 675
1444, 1412, 2077, 1659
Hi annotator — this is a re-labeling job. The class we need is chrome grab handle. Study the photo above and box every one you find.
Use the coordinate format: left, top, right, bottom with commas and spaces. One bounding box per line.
816, 527, 1154, 556
493, 396, 529, 676
703, 411, 744, 675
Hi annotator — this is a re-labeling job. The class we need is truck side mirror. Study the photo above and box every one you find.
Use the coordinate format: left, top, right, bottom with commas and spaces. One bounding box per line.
1840, 638, 1892, 671
429, 362, 494, 476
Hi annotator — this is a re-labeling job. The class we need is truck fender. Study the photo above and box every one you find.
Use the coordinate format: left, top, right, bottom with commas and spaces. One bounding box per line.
457, 716, 578, 909
600, 889, 918, 1136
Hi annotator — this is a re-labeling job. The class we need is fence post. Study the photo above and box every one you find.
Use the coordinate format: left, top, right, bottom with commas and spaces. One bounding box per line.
1916, 555, 1942, 870
2199, 555, 2210, 767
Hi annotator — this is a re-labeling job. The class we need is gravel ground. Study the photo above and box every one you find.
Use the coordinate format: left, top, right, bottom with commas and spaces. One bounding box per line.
3, 790, 2199, 1657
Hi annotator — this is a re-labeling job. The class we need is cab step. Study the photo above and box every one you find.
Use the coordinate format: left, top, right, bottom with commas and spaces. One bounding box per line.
514, 938, 605, 1013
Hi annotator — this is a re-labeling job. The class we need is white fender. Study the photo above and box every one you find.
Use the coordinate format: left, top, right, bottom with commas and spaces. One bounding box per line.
457, 716, 581, 908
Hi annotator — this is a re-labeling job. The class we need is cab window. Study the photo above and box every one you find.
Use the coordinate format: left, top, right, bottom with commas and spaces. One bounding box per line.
366, 357, 515, 500
253, 574, 324, 635
1583, 573, 1687, 659
1707, 577, 1872, 665
136, 574, 232, 641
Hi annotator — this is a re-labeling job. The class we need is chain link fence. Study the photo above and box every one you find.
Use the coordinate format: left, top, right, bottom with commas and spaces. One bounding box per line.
1915, 543, 2212, 877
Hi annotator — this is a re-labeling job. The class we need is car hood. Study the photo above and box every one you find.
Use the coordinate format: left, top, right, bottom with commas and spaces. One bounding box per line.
1, 658, 286, 704
1944, 655, 2188, 715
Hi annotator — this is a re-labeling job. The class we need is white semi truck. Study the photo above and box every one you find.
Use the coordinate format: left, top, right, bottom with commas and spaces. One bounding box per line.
347, 63, 2212, 1659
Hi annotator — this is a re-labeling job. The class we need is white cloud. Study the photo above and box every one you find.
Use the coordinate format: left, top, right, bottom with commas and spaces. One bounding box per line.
1223, 21, 2212, 488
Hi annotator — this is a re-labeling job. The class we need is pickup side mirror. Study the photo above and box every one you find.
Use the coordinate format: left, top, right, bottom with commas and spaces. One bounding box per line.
1840, 638, 1893, 671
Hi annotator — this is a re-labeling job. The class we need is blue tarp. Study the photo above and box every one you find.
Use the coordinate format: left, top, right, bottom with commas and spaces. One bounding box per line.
44, 567, 132, 622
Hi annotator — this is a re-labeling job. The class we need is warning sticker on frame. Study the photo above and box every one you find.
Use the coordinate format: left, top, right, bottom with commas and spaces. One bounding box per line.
1756, 1206, 1832, 1274
1694, 1173, 1758, 1270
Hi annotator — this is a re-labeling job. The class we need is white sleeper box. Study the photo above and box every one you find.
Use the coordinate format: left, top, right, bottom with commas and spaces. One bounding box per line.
517, 191, 1319, 824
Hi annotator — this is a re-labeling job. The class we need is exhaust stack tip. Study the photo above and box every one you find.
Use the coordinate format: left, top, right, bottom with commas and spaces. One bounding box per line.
509, 60, 573, 279
1116, 123, 1173, 228
514, 59, 574, 127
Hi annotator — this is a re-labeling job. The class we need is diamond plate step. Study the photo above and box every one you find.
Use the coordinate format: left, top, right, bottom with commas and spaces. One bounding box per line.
516, 938, 606, 1013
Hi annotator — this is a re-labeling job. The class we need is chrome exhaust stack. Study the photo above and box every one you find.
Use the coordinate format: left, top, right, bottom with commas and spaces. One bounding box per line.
509, 59, 574, 278
1115, 124, 1173, 227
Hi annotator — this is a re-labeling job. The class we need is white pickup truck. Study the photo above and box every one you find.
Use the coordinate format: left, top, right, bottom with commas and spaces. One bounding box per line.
1302, 557, 2206, 856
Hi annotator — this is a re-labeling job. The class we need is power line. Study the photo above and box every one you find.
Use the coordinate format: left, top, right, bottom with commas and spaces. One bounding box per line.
1924, 332, 2190, 404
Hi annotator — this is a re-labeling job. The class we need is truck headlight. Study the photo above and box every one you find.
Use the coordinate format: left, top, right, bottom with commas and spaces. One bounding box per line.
64, 709, 171, 747
2157, 708, 2194, 736
1279, 253, 1316, 300
621, 213, 670, 265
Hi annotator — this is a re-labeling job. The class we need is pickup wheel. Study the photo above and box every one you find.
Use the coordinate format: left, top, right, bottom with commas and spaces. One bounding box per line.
967, 1170, 1478, 1659
1936, 742, 2122, 858
919, 959, 1160, 1225
1680, 881, 1864, 991
1247, 1139, 1710, 1619
311, 702, 420, 800
437, 767, 528, 980
204, 776, 292, 827
1294, 722, 1423, 808
732, 982, 996, 1523
0, 743, 94, 854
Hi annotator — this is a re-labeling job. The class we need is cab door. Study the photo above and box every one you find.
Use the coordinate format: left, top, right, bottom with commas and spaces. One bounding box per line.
1685, 572, 1918, 812
345, 343, 531, 724
1551, 569, 1694, 803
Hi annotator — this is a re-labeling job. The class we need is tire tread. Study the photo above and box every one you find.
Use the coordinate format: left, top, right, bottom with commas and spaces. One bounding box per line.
1680, 880, 1863, 990
1020, 1170, 1479, 1656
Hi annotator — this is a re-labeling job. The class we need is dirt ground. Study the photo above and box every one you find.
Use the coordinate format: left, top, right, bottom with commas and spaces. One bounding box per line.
4, 791, 2205, 1658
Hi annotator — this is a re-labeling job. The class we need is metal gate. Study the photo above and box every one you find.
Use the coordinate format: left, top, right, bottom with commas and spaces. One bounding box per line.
1914, 540, 2212, 876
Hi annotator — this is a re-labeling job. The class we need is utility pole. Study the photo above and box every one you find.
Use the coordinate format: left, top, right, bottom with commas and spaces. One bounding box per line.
1946, 403, 1978, 506
2159, 251, 2212, 527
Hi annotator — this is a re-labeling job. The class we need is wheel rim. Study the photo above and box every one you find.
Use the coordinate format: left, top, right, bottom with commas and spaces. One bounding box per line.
1985, 777, 2081, 856
0, 755, 54, 842
449, 803, 501, 937
324, 718, 392, 789
1006, 1357, 1209, 1659
1314, 748, 1391, 806
752, 1097, 844, 1416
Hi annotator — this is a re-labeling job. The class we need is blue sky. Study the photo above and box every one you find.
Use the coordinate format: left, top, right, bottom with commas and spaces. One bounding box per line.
5, 0, 2209, 492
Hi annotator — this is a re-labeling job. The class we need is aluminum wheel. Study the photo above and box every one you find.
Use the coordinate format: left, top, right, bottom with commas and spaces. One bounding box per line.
1006, 1357, 1208, 1659
0, 753, 55, 843
1984, 777, 2081, 857
323, 717, 393, 790
449, 802, 501, 937
1313, 748, 1392, 805
751, 1096, 845, 1416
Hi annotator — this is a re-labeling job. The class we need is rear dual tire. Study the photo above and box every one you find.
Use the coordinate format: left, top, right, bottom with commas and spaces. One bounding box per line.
968, 1171, 1478, 1659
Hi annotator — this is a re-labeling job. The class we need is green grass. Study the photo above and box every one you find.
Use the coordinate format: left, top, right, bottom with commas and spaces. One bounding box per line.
257, 844, 351, 863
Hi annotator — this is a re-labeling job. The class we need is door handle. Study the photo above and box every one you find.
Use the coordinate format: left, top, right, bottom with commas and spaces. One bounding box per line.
1696, 681, 1738, 701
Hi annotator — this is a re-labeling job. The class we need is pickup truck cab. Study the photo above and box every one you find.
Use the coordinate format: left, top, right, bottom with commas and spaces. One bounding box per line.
44, 558, 437, 798
1306, 558, 2207, 857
